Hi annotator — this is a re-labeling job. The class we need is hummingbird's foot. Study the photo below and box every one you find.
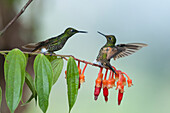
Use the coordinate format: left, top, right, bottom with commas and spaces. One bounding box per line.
49, 52, 53, 56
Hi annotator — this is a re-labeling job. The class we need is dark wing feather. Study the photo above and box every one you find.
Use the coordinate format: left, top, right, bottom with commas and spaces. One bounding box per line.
107, 43, 147, 60
22, 36, 60, 52
31, 40, 49, 52
33, 36, 61, 51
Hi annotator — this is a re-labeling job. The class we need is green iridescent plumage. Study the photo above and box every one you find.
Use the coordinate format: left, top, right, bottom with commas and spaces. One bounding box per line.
96, 31, 147, 73
22, 27, 87, 53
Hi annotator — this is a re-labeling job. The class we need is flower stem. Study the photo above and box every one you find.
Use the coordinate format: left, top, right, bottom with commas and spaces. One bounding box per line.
122, 72, 130, 79
82, 63, 87, 74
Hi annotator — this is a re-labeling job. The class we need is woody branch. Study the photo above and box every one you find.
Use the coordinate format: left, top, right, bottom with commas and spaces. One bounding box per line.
0, 0, 33, 37
0, 50, 106, 69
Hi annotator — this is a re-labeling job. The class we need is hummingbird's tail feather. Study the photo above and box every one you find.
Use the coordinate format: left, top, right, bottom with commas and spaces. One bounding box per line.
22, 43, 38, 50
106, 62, 116, 74
22, 42, 44, 52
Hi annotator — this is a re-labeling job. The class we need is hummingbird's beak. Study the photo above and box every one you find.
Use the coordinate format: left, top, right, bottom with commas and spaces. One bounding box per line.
97, 31, 106, 37
78, 31, 88, 33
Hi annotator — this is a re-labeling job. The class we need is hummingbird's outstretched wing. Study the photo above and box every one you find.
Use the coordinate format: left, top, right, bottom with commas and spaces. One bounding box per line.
107, 43, 147, 60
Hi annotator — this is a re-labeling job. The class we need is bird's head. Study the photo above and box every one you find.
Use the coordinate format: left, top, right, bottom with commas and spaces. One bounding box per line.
64, 27, 87, 37
97, 31, 116, 45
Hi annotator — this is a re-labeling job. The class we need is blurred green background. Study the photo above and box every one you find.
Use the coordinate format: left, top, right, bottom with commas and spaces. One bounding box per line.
1, 0, 170, 113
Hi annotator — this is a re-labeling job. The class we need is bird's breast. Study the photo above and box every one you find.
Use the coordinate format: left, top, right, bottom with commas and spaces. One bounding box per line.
103, 47, 113, 53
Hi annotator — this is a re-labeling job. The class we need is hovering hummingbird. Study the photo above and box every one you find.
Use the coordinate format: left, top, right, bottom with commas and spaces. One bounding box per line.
22, 27, 87, 54
95, 31, 147, 73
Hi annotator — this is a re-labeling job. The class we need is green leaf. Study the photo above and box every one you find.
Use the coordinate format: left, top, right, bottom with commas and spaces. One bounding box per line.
21, 94, 34, 106
46, 55, 64, 84
66, 57, 79, 113
23, 72, 37, 105
25, 72, 36, 97
0, 86, 2, 108
51, 58, 63, 84
34, 54, 53, 113
24, 54, 29, 62
46, 55, 58, 62
4, 48, 26, 113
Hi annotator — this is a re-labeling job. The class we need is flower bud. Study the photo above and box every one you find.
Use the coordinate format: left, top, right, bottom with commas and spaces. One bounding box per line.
103, 87, 109, 102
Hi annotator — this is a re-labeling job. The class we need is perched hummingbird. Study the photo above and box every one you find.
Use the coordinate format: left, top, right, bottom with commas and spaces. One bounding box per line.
95, 31, 147, 73
22, 27, 87, 54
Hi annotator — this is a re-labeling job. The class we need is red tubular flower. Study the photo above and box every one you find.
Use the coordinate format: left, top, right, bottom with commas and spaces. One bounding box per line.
95, 78, 102, 88
115, 70, 121, 80
107, 79, 112, 89
103, 87, 109, 102
122, 75, 126, 86
116, 80, 122, 90
103, 69, 108, 88
94, 84, 102, 100
107, 71, 114, 88
79, 74, 85, 84
110, 78, 115, 87
120, 85, 124, 93
118, 90, 124, 105
94, 67, 103, 100
95, 68, 103, 87
77, 62, 88, 89
79, 63, 87, 84
102, 79, 107, 88
122, 72, 133, 87
116, 71, 126, 93
127, 79, 132, 87
94, 65, 133, 105
111, 72, 116, 87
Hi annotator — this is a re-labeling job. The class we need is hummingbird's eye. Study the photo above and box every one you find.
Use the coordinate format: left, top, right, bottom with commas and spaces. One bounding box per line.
70, 29, 74, 32
108, 37, 112, 40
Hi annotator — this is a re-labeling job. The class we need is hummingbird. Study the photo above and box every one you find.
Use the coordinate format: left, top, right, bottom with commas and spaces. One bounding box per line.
95, 31, 147, 73
22, 27, 87, 54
